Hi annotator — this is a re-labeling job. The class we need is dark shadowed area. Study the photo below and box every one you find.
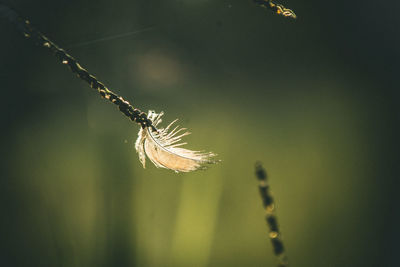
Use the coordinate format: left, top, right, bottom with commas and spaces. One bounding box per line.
0, 0, 399, 266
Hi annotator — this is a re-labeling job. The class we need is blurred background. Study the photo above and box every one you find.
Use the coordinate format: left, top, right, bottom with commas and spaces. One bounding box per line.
1, 0, 399, 266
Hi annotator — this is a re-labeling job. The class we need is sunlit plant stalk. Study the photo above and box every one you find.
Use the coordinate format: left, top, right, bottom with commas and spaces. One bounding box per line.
0, 3, 216, 172
253, 0, 297, 19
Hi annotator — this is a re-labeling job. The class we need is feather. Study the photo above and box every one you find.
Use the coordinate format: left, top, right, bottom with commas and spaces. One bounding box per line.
135, 110, 217, 172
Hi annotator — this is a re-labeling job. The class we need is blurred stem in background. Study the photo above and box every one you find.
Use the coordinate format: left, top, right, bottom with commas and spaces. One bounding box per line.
255, 162, 289, 267
253, 0, 297, 19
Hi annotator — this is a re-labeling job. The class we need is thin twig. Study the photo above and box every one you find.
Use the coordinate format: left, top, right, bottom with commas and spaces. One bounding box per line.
255, 162, 289, 267
0, 3, 157, 131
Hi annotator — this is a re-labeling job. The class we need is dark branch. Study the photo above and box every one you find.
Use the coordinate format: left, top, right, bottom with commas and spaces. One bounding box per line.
0, 3, 157, 131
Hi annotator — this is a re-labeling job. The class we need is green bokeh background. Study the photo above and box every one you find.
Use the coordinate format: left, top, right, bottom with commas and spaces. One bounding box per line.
1, 0, 399, 266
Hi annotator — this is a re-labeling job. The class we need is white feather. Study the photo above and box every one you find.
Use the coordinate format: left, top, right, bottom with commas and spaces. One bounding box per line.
135, 111, 217, 172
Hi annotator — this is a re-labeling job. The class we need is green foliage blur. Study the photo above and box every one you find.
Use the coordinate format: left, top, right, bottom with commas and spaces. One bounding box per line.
1, 0, 399, 266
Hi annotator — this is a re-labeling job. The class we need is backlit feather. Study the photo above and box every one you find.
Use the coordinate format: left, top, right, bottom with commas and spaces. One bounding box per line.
135, 111, 217, 172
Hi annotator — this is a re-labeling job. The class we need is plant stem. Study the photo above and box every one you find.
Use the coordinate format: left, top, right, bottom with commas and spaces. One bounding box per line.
253, 0, 297, 19
0, 3, 157, 131
255, 162, 289, 267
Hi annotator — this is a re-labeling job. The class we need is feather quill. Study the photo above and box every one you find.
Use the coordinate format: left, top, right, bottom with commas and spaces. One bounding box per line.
135, 111, 217, 172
